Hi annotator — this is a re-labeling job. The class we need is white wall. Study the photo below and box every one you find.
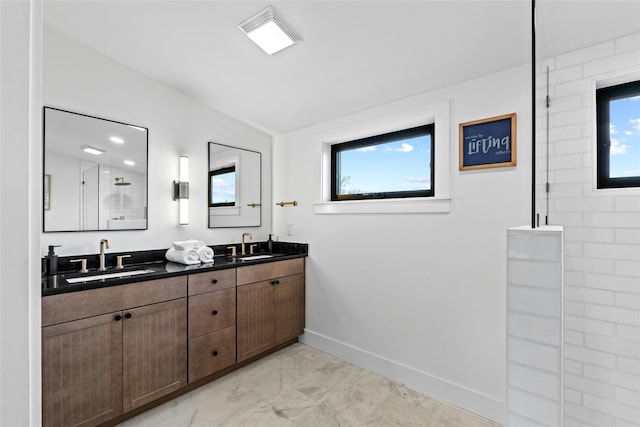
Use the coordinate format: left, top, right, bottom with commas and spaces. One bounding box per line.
0, 1, 42, 425
536, 33, 640, 426
42, 26, 272, 257
44, 151, 81, 230
273, 64, 532, 423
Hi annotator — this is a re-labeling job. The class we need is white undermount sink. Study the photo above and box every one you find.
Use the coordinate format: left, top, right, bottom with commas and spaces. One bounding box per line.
65, 269, 157, 284
239, 254, 275, 261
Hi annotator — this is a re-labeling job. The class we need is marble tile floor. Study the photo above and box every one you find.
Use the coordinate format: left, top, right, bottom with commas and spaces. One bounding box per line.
120, 343, 500, 427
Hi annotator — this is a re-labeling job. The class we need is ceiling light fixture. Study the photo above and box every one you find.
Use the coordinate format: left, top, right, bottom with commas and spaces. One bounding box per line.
124, 160, 135, 166
82, 146, 104, 155
239, 6, 302, 55
110, 136, 124, 144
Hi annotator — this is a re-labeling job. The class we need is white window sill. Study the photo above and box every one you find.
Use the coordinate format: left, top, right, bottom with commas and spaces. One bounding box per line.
312, 197, 451, 214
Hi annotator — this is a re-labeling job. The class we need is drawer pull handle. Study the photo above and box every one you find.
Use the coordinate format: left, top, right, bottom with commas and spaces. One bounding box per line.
211, 279, 218, 284
124, 313, 132, 319
271, 280, 280, 285
114, 315, 122, 321
212, 310, 218, 316
212, 351, 219, 357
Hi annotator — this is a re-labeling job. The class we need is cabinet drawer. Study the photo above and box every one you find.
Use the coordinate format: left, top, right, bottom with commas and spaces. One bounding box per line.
188, 326, 236, 383
42, 276, 188, 327
188, 268, 236, 296
237, 258, 304, 286
188, 288, 235, 338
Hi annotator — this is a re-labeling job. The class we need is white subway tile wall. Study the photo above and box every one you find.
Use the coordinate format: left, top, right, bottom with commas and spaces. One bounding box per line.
507, 227, 564, 427
536, 31, 640, 426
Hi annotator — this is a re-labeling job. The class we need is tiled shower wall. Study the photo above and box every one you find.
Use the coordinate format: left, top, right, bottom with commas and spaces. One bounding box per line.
98, 167, 146, 229
536, 33, 640, 426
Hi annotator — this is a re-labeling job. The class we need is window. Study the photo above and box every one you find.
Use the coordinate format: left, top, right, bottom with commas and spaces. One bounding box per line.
209, 165, 236, 207
330, 124, 434, 201
596, 80, 640, 189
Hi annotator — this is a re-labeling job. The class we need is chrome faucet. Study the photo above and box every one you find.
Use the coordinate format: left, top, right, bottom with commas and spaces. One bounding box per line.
241, 233, 252, 256
99, 239, 110, 271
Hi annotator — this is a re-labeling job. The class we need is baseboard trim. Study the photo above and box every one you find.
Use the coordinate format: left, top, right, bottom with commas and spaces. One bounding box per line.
300, 329, 505, 425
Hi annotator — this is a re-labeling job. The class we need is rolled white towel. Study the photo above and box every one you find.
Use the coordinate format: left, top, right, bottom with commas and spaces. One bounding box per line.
197, 246, 214, 263
165, 247, 200, 265
172, 239, 205, 251
165, 261, 201, 273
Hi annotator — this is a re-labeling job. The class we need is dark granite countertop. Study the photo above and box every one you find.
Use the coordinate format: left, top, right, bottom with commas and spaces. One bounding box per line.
42, 241, 308, 297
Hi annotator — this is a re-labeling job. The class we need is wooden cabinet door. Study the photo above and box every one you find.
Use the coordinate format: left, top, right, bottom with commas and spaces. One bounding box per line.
122, 298, 187, 412
236, 281, 274, 362
274, 274, 305, 345
42, 312, 123, 427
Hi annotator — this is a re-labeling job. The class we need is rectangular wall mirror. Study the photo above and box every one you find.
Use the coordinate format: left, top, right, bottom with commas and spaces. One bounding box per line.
43, 107, 148, 232
208, 142, 261, 228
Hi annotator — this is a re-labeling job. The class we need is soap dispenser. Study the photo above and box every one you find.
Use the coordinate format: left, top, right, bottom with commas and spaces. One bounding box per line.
267, 234, 273, 253
46, 245, 61, 276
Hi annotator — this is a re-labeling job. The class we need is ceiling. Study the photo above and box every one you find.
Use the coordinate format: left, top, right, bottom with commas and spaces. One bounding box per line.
45, 107, 148, 175
43, 1, 640, 136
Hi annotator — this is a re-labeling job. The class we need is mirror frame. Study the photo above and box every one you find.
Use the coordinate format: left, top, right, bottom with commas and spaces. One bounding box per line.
43, 106, 149, 232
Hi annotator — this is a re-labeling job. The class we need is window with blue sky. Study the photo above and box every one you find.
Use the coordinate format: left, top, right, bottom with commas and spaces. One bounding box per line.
597, 80, 640, 189
209, 166, 236, 206
331, 124, 434, 200
608, 96, 640, 178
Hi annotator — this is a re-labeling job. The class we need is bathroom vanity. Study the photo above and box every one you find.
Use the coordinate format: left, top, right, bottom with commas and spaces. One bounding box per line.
41, 246, 306, 427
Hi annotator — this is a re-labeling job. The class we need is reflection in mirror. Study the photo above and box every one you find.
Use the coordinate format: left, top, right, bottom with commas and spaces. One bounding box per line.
208, 142, 261, 228
209, 165, 237, 207
43, 107, 148, 231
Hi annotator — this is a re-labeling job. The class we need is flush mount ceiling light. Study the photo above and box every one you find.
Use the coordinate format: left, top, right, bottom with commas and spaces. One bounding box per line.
110, 136, 124, 144
239, 6, 302, 55
82, 146, 104, 155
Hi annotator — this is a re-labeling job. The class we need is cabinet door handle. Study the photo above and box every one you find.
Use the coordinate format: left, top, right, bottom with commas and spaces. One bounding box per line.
212, 351, 219, 357
212, 310, 218, 316
124, 313, 132, 319
211, 279, 218, 284
114, 314, 122, 321
271, 280, 280, 285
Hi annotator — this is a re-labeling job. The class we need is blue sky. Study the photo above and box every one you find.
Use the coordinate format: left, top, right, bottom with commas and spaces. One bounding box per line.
338, 135, 431, 194
609, 96, 640, 178
210, 171, 236, 204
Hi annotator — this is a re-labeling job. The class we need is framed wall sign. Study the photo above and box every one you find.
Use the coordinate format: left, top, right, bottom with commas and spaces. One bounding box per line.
459, 113, 516, 171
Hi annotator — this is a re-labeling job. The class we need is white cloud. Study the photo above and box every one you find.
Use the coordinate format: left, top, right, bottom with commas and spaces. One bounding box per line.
610, 138, 629, 155
211, 178, 227, 188
211, 178, 234, 194
625, 131, 633, 136
629, 118, 640, 131
405, 176, 428, 183
357, 146, 377, 152
610, 124, 618, 135
394, 143, 414, 153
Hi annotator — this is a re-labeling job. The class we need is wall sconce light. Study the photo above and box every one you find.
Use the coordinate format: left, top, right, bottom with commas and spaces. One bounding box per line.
173, 156, 189, 225
239, 6, 302, 55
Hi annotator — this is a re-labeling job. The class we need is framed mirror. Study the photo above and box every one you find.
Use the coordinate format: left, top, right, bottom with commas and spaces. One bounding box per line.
43, 107, 148, 231
208, 142, 261, 228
